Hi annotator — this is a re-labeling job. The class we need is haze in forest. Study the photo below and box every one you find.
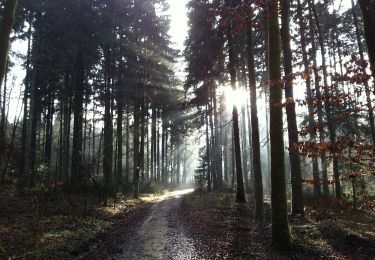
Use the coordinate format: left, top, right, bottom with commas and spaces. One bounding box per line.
0, 0, 375, 259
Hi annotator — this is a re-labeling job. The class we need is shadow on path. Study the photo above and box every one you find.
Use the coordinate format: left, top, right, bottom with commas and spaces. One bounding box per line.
110, 189, 197, 260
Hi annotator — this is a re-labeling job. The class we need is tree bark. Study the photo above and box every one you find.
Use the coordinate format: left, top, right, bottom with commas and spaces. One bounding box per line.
103, 46, 113, 205
296, 0, 323, 197
71, 50, 85, 189
268, 0, 292, 248
281, 0, 304, 215
247, 16, 264, 222
227, 21, 245, 203
309, 0, 341, 199
133, 101, 140, 198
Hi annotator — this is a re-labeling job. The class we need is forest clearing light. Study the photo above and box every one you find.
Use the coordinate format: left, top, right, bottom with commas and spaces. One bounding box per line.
223, 87, 248, 111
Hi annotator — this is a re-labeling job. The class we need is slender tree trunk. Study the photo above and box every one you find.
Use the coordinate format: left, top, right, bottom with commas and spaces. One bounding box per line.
309, 0, 341, 199
44, 96, 54, 167
228, 23, 246, 203
0, 61, 8, 171
231, 128, 235, 188
213, 87, 223, 190
223, 124, 229, 183
157, 112, 161, 182
62, 82, 71, 185
296, 0, 323, 197
151, 106, 156, 180
125, 106, 130, 182
183, 146, 187, 185
21, 22, 32, 176
241, 106, 249, 192
103, 47, 113, 205
165, 123, 169, 183
209, 93, 217, 190
71, 50, 85, 188
176, 148, 181, 185
205, 105, 212, 191
281, 0, 304, 215
161, 117, 166, 183
28, 61, 41, 186
139, 100, 146, 182
146, 112, 150, 180
268, 0, 291, 248
116, 90, 123, 190
247, 16, 264, 222
309, 6, 326, 198
133, 101, 140, 198
244, 98, 254, 184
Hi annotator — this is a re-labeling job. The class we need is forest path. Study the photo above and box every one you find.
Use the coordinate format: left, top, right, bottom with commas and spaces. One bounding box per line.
110, 189, 198, 260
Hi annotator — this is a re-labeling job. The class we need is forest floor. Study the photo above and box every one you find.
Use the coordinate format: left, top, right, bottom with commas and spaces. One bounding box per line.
179, 190, 375, 259
0, 184, 164, 259
2, 186, 375, 259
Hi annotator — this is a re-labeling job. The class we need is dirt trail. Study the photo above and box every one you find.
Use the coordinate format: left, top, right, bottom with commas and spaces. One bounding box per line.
110, 189, 198, 260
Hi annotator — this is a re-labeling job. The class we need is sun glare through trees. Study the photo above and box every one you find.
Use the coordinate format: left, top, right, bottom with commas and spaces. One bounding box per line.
0, 0, 375, 258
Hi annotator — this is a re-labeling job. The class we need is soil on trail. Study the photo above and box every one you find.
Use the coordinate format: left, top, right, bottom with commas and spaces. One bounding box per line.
110, 189, 198, 260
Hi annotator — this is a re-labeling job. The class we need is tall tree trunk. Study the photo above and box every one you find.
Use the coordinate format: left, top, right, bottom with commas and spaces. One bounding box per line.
0, 61, 8, 171
183, 146, 187, 185
205, 105, 212, 191
241, 106, 249, 192
247, 16, 264, 222
223, 124, 229, 183
209, 93, 217, 190
71, 50, 85, 189
116, 90, 123, 190
309, 0, 341, 199
213, 86, 223, 190
245, 99, 254, 186
176, 148, 181, 185
157, 112, 161, 182
21, 22, 32, 176
228, 21, 246, 203
103, 46, 113, 205
281, 0, 304, 215
296, 0, 323, 197
133, 101, 140, 198
44, 95, 54, 167
268, 0, 291, 248
125, 106, 130, 182
139, 100, 146, 182
165, 125, 169, 183
62, 79, 71, 185
161, 116, 166, 183
146, 111, 150, 180
28, 45, 43, 186
308, 11, 326, 197
151, 106, 156, 180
